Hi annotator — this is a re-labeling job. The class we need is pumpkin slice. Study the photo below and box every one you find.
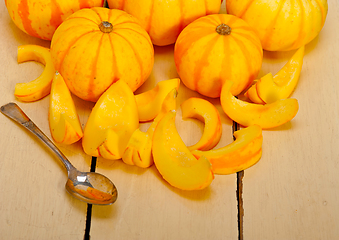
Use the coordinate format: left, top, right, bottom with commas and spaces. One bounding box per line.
192, 125, 263, 175
122, 88, 178, 168
49, 71, 83, 144
244, 82, 265, 104
152, 110, 214, 190
135, 78, 180, 122
220, 80, 299, 129
256, 46, 305, 103
14, 45, 55, 102
181, 97, 222, 151
82, 79, 139, 160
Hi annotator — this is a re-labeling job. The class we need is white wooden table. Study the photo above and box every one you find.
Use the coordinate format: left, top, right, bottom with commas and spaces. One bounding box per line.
0, 1, 338, 239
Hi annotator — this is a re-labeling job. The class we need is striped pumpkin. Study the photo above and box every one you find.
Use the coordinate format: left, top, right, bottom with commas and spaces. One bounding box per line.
50, 7, 154, 102
174, 14, 263, 98
226, 0, 328, 51
5, 0, 104, 40
107, 0, 222, 46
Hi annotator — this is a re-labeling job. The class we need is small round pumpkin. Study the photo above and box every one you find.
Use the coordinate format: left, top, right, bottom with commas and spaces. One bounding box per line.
226, 0, 328, 51
174, 14, 263, 98
5, 0, 104, 40
50, 7, 154, 102
107, 0, 222, 46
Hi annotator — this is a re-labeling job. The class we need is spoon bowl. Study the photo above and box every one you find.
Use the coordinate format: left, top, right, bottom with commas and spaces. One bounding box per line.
0, 102, 117, 205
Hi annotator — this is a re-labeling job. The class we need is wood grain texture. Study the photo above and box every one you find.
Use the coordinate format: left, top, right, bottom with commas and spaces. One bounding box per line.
242, 0, 339, 239
0, 1, 93, 239
1, 0, 338, 239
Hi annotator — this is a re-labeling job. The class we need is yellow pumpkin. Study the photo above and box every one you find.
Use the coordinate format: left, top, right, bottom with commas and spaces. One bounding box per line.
174, 14, 263, 98
107, 0, 222, 46
226, 0, 328, 51
5, 0, 104, 40
50, 7, 154, 102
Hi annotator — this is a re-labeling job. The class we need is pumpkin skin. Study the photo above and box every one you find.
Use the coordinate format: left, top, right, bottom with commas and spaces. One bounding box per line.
226, 0, 328, 51
50, 7, 154, 102
107, 0, 222, 46
174, 14, 263, 98
5, 0, 104, 40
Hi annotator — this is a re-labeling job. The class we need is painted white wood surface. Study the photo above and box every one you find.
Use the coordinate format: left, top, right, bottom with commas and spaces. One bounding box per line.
242, 0, 339, 239
1, 0, 338, 239
0, 1, 93, 239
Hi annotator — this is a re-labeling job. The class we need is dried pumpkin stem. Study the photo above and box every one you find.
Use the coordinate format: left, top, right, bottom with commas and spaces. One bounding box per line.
99, 21, 113, 33
216, 23, 232, 35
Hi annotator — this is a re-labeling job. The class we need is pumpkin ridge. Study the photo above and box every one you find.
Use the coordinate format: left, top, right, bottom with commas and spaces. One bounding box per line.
112, 32, 144, 90
115, 27, 153, 46
193, 35, 220, 95
56, 30, 98, 71
145, 0, 155, 33
261, 0, 287, 49
231, 31, 262, 57
203, 0, 208, 15
175, 30, 216, 74
177, 0, 185, 34
231, 35, 258, 92
50, 0, 63, 30
92, 7, 105, 22
314, 0, 327, 26
237, 0, 256, 19
108, 34, 120, 85
65, 16, 102, 26
291, 0, 306, 50
201, 14, 221, 26
220, 31, 233, 91
88, 33, 105, 100
18, 0, 40, 38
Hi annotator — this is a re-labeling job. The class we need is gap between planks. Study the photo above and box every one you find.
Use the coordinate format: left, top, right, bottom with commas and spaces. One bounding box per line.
84, 156, 97, 240
233, 121, 244, 240
83, 123, 245, 240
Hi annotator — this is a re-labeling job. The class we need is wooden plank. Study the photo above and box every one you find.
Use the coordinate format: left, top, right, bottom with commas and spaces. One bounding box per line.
90, 44, 238, 240
0, 2, 92, 239
242, 0, 339, 239
90, 4, 238, 239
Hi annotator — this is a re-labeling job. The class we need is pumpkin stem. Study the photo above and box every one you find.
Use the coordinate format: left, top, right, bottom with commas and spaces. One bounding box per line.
216, 23, 232, 35
99, 21, 113, 33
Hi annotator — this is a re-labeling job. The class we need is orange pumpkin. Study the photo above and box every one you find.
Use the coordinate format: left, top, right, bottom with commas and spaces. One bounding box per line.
50, 7, 154, 102
5, 0, 104, 40
174, 14, 263, 98
107, 0, 222, 46
226, 0, 328, 51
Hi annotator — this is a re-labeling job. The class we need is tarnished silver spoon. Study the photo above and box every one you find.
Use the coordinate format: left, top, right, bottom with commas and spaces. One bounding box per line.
0, 102, 117, 205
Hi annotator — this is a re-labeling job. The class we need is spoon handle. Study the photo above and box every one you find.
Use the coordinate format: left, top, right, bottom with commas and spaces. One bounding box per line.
0, 102, 75, 172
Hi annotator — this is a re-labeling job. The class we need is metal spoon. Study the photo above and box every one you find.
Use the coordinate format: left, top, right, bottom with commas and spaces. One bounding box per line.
0, 102, 117, 205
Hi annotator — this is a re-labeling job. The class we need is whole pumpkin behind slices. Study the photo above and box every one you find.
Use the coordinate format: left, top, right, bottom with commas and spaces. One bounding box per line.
107, 0, 222, 46
50, 7, 154, 102
226, 0, 328, 51
5, 0, 104, 40
174, 14, 263, 98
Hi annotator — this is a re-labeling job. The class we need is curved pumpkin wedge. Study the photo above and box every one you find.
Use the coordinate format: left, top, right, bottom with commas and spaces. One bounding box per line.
220, 80, 299, 129
135, 78, 180, 122
256, 46, 304, 103
122, 88, 178, 168
49, 71, 83, 144
181, 97, 222, 151
14, 45, 55, 102
82, 79, 139, 160
152, 110, 214, 190
192, 125, 263, 175
244, 80, 266, 104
